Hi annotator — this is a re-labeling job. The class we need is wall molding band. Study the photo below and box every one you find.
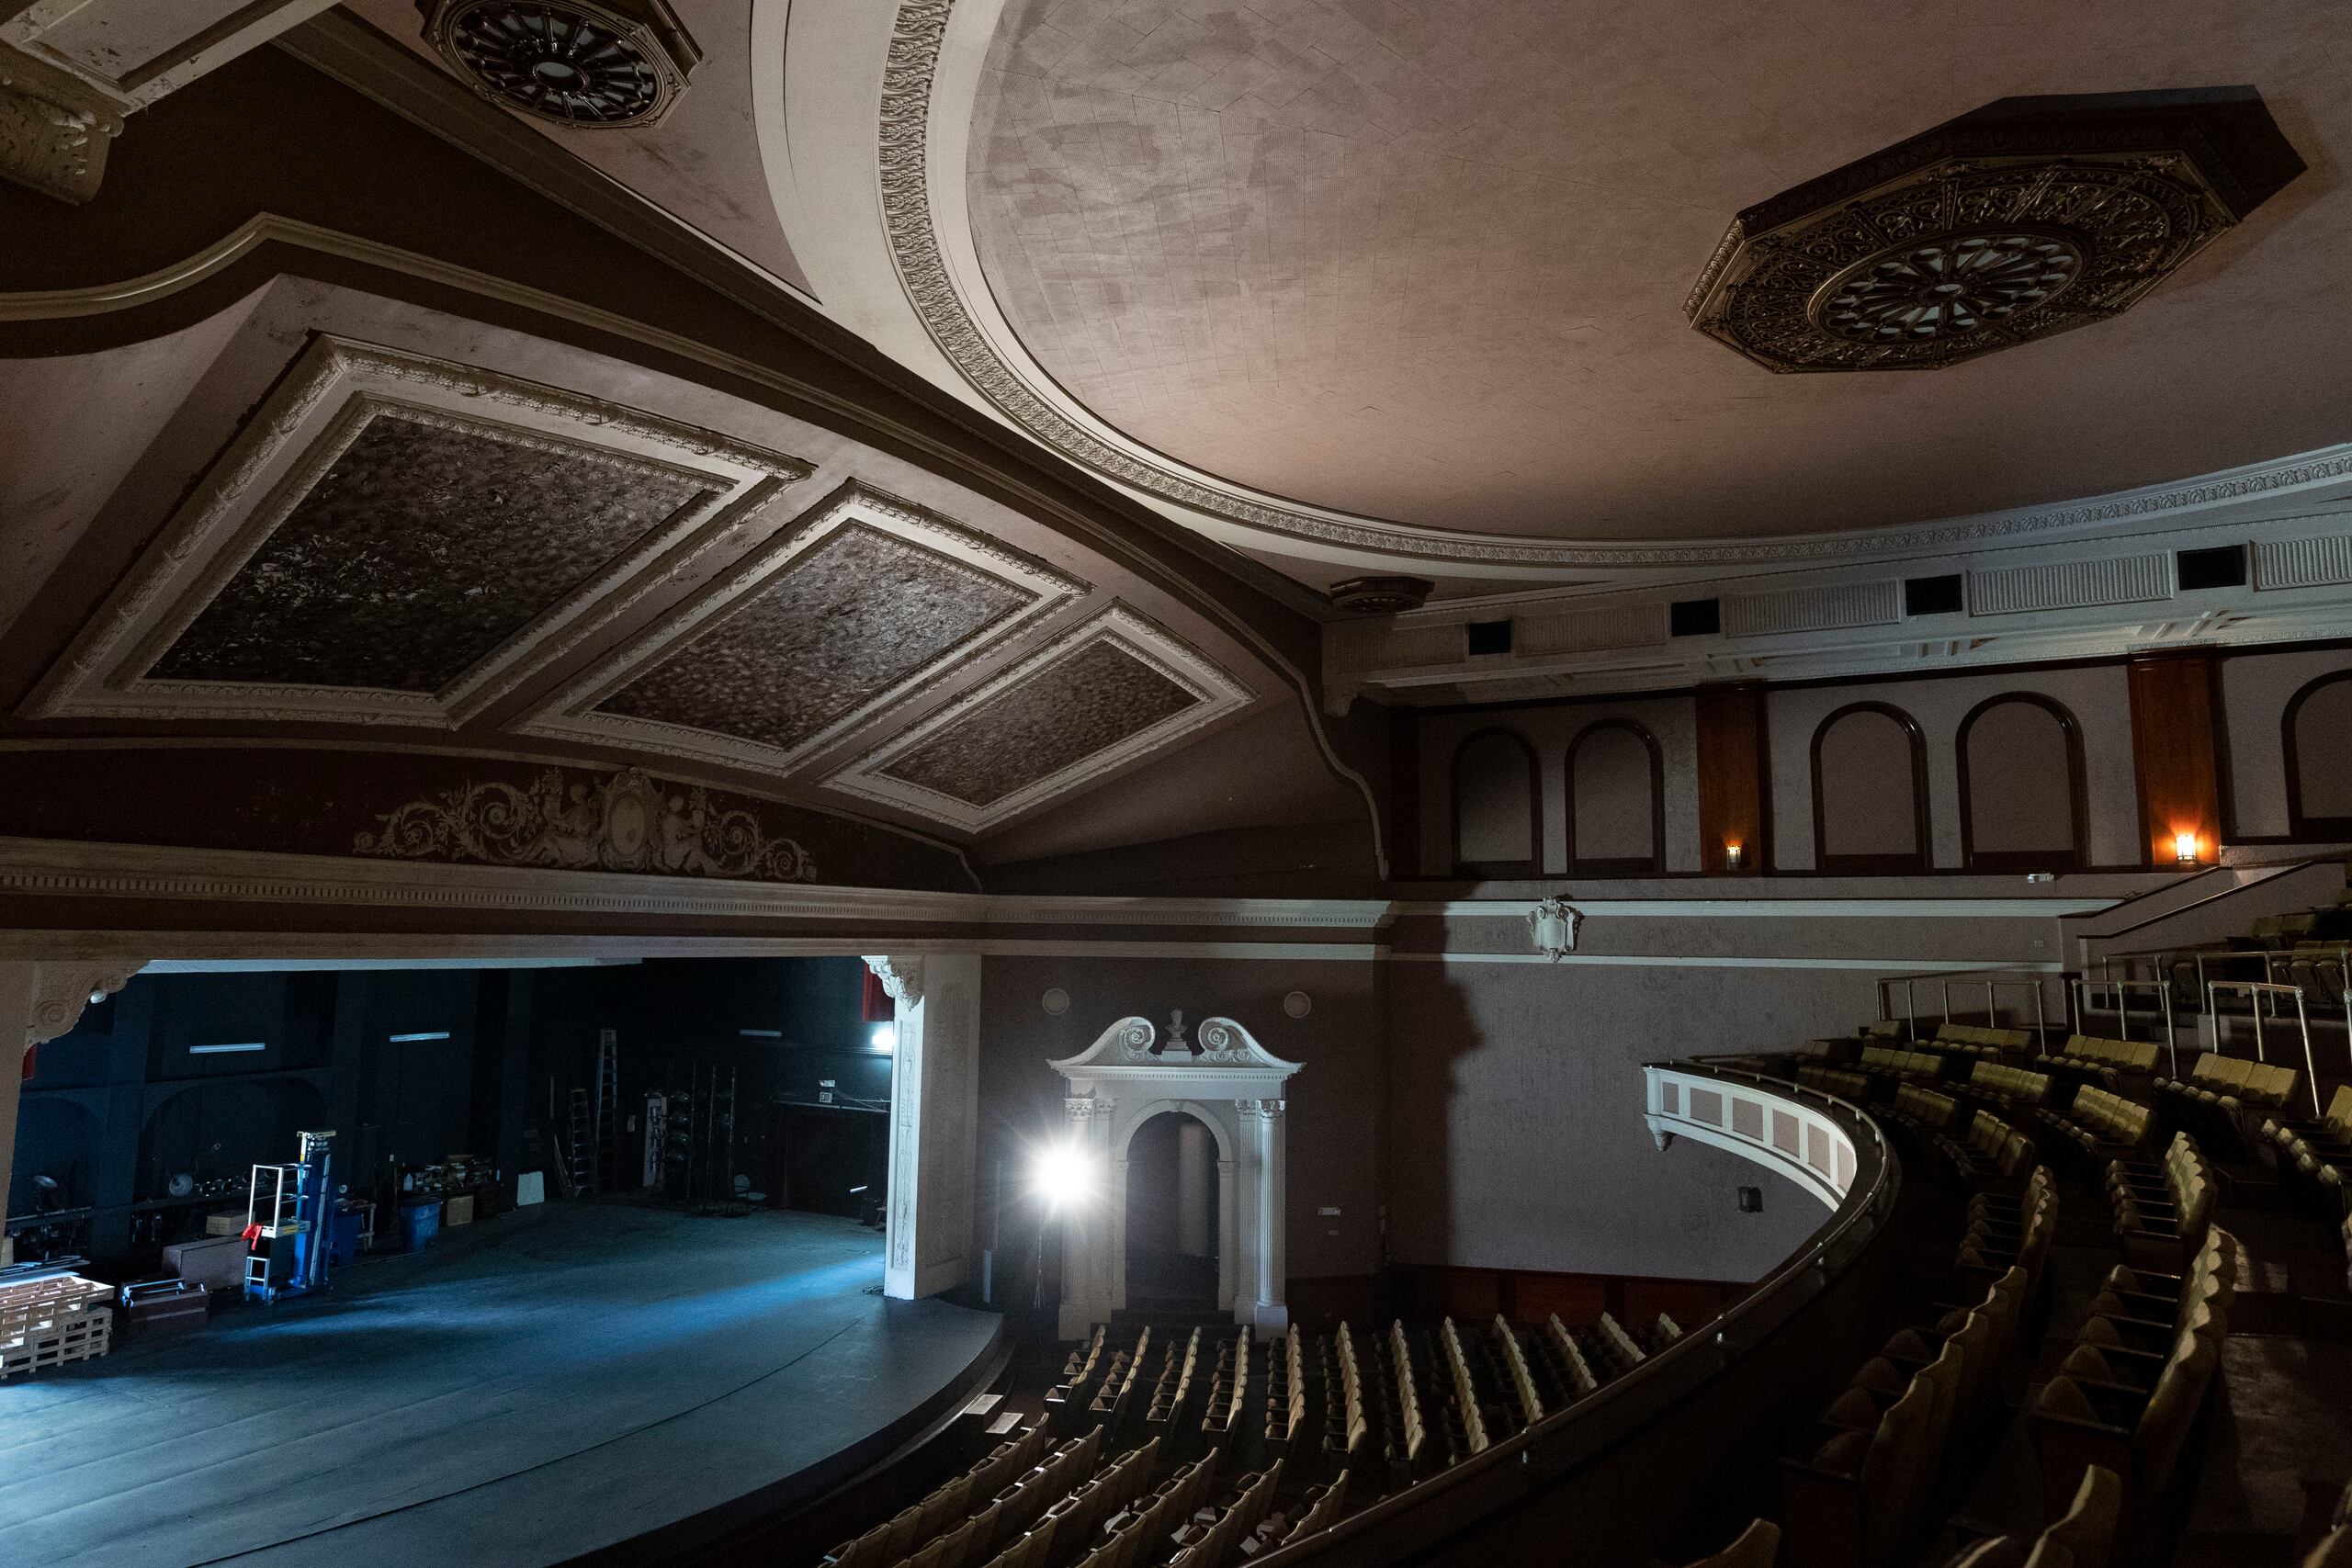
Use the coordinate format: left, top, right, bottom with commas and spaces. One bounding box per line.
1391, 953, 2064, 972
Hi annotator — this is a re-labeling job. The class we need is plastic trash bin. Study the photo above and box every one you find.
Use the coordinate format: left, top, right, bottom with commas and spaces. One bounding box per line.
399, 1201, 441, 1252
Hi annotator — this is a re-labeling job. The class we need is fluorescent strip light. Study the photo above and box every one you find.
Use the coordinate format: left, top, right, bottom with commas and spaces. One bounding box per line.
738, 1029, 783, 1039
388, 1032, 452, 1043
189, 1043, 266, 1055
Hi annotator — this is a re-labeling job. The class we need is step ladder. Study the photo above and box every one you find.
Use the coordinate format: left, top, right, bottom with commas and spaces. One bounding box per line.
565, 1087, 596, 1197
593, 1029, 619, 1196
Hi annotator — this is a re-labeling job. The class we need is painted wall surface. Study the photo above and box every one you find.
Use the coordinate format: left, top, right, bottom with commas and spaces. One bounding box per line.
1815, 709, 1921, 861
977, 954, 1385, 1289
1769, 665, 2136, 870
1383, 959, 1840, 1280
1421, 695, 1700, 877
1963, 700, 2077, 854
2220, 645, 2352, 835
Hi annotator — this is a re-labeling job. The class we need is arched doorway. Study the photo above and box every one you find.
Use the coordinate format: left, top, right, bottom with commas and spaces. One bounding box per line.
1122, 1110, 1220, 1312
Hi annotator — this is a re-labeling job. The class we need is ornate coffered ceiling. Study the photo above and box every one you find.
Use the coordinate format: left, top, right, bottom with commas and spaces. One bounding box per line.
24, 335, 808, 729
519, 481, 1084, 773
827, 606, 1252, 832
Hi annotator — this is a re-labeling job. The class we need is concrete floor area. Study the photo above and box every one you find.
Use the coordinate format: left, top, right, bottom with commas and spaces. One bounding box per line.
0, 1201, 1002, 1568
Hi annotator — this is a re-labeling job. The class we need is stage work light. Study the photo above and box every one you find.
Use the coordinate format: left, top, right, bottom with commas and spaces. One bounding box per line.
1029, 1141, 1095, 1210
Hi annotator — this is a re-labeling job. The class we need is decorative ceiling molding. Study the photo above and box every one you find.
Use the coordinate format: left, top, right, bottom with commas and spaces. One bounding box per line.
824, 604, 1253, 832
514, 480, 1086, 773
1685, 91, 2302, 373
20, 335, 809, 729
878, 1, 2352, 572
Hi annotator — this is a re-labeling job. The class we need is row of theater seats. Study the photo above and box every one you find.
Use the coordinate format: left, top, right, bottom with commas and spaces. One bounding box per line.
2263, 1084, 2352, 1209
2041, 1089, 2155, 1160
2107, 1134, 2215, 1272
2038, 1035, 2163, 1076
2031, 1227, 2236, 1554
826, 1423, 1061, 1568
1779, 1242, 2041, 1568
2156, 1053, 2302, 1111
1145, 1329, 1204, 1438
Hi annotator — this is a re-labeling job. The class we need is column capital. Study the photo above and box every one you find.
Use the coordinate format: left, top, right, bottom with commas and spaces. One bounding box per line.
26, 961, 141, 1049
861, 954, 923, 1007
1235, 1097, 1286, 1121
1065, 1093, 1114, 1122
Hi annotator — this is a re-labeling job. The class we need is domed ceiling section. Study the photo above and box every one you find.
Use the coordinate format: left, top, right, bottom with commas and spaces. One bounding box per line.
965, 0, 2344, 545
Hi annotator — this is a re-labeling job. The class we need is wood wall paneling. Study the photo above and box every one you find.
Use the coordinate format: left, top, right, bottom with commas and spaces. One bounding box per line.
2126, 651, 2224, 866
1694, 683, 1768, 874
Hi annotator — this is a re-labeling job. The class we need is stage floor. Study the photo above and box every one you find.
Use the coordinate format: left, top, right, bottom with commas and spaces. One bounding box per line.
0, 1202, 1002, 1568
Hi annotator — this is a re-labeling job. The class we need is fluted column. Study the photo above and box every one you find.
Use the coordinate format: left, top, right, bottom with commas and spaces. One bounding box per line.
1238, 1098, 1288, 1332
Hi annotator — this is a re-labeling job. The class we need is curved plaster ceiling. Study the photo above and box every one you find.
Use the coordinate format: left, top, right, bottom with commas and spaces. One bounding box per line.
956, 0, 2347, 553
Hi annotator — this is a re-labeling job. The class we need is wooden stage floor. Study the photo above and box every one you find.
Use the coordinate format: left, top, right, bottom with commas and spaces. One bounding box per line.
0, 1201, 1003, 1568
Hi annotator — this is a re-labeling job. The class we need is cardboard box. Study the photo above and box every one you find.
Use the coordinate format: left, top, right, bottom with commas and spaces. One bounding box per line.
204, 1211, 246, 1237
444, 1195, 475, 1226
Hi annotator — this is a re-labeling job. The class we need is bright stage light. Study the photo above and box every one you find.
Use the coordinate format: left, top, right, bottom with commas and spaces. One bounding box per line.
869, 1022, 897, 1054
1029, 1141, 1094, 1210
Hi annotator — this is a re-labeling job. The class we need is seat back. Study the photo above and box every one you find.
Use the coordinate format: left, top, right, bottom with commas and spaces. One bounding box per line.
2038, 1463, 2123, 1568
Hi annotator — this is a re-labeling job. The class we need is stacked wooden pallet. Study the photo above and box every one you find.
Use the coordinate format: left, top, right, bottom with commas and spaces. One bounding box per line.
0, 1273, 113, 1380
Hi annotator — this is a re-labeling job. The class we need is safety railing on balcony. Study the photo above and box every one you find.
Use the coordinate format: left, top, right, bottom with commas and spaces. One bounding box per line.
1257, 1059, 1898, 1566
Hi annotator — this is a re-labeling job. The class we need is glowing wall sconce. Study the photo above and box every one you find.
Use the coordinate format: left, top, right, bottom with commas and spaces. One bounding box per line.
2174, 831, 2200, 866
1723, 841, 1744, 872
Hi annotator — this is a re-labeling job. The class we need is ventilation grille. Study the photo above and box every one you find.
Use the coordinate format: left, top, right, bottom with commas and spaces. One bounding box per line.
1968, 554, 2171, 615
1325, 621, 1463, 673
2255, 535, 2352, 591
1724, 581, 1900, 637
1516, 603, 1668, 657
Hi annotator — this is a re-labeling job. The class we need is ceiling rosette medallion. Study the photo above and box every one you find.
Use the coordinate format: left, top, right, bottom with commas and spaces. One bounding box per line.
19, 336, 809, 730
426, 0, 700, 128
1686, 89, 2303, 373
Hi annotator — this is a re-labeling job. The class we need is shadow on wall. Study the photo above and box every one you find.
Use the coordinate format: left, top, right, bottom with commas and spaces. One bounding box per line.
1387, 961, 1831, 1300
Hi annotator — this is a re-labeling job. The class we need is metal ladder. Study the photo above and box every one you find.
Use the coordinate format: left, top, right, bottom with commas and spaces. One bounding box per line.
594, 1029, 619, 1196
565, 1088, 596, 1197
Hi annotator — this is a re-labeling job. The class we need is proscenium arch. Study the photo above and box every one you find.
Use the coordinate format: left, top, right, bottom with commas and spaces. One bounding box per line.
1564, 718, 1665, 874
1810, 701, 1931, 873
1109, 1097, 1239, 1317
2282, 670, 2352, 838
1451, 726, 1543, 876
1954, 691, 2090, 870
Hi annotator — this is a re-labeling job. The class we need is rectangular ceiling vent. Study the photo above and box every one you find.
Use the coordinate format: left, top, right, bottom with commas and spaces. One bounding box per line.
1968, 554, 2171, 615
1904, 574, 1966, 615
2254, 534, 2352, 591
1669, 598, 1722, 637
2175, 544, 2248, 592
1464, 618, 1514, 656
1723, 581, 1900, 637
1515, 603, 1668, 656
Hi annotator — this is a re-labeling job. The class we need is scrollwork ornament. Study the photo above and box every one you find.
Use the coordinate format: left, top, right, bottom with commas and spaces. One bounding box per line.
863, 955, 923, 1008
356, 766, 818, 883
1527, 897, 1583, 962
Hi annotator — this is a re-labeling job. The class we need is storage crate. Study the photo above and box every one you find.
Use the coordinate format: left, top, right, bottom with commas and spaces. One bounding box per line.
0, 1275, 114, 1380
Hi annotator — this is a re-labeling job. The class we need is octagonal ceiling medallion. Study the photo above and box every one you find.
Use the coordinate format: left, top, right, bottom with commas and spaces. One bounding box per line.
22, 336, 809, 728
1686, 89, 2304, 372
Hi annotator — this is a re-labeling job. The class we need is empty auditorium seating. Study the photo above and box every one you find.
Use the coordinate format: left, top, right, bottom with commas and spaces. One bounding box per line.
1967, 1060, 2053, 1107
1164, 1461, 1282, 1568
2041, 1033, 2163, 1075
2261, 1083, 2352, 1213
1861, 1043, 1948, 1082
1931, 1109, 2037, 1190
2032, 1226, 2235, 1532
2106, 1133, 2215, 1271
1800, 1063, 1872, 1099
2037, 1087, 2156, 1167
1781, 1258, 2037, 1568
1934, 1023, 2037, 1058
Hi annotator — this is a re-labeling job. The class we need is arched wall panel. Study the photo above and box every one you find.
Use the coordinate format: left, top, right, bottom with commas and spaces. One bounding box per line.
1451, 728, 1541, 875
1957, 694, 2086, 869
1566, 720, 1664, 874
2286, 671, 2352, 833
1810, 704, 1928, 873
